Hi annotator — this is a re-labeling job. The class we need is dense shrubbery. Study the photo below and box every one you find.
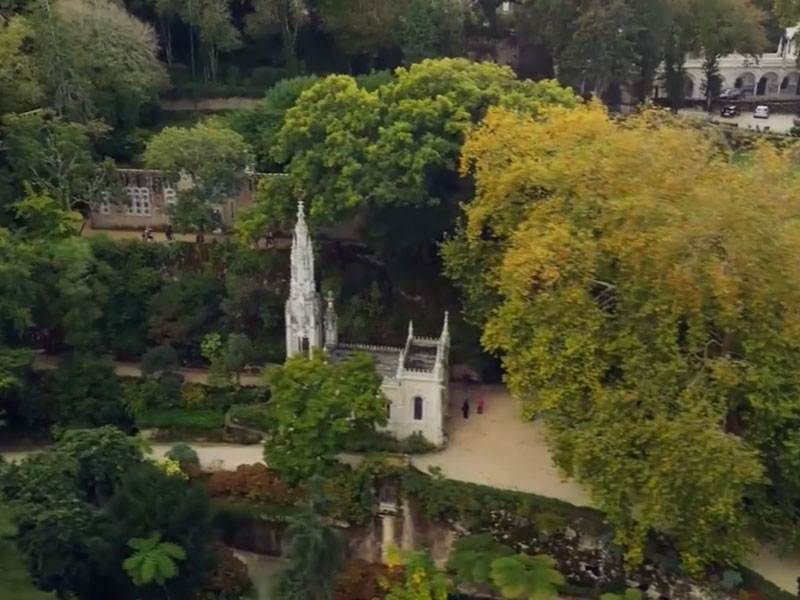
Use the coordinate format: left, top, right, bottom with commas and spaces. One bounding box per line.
344, 430, 437, 454
0, 427, 242, 600
227, 403, 271, 431
26, 355, 131, 432
207, 464, 295, 507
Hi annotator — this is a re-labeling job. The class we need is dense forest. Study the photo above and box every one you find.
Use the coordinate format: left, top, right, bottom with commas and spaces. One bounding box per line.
3, 1, 800, 599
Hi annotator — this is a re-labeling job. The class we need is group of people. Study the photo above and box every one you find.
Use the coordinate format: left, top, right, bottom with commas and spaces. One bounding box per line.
140, 225, 174, 242
461, 397, 485, 419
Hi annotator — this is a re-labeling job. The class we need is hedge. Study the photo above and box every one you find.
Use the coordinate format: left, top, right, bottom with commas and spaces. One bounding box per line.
135, 408, 226, 431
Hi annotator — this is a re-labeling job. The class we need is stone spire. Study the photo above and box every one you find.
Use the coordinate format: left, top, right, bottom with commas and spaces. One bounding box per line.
285, 200, 323, 358
290, 200, 315, 300
324, 290, 338, 348
440, 311, 449, 343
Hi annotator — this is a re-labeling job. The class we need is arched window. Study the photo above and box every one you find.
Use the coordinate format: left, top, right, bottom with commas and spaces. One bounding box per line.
413, 396, 423, 421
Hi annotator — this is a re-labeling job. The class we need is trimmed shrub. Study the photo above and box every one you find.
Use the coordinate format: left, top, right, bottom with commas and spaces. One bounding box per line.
141, 345, 179, 376
136, 408, 225, 431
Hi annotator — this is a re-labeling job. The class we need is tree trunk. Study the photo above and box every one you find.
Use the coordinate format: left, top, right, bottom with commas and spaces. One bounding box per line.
163, 20, 173, 68
703, 55, 720, 112
209, 46, 217, 82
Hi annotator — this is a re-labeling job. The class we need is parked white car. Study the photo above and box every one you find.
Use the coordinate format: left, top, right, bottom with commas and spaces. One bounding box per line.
754, 105, 770, 119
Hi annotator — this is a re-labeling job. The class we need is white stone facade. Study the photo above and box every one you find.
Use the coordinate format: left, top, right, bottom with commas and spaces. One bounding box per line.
285, 203, 450, 446
657, 27, 800, 101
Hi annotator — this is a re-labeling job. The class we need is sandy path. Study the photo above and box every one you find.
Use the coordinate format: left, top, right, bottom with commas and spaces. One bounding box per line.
413, 385, 593, 508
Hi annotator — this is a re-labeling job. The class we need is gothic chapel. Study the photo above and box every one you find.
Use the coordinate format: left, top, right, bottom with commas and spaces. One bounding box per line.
285, 202, 450, 446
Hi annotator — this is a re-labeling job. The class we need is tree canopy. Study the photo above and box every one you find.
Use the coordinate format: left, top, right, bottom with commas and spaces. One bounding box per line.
143, 123, 251, 233
443, 103, 800, 570
263, 352, 387, 483
241, 58, 577, 234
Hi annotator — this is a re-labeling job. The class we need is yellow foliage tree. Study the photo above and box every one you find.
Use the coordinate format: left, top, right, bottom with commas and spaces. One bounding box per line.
443, 102, 800, 571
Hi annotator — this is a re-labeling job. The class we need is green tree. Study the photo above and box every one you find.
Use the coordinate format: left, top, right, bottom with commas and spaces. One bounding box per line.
246, 0, 308, 71
41, 354, 131, 429
196, 0, 240, 82
0, 15, 41, 114
223, 75, 320, 171
690, 0, 766, 108
143, 123, 250, 235
775, 0, 800, 23
29, 0, 166, 124
148, 0, 184, 66
0, 430, 144, 599
276, 479, 346, 600
148, 271, 224, 357
200, 331, 252, 387
554, 0, 639, 102
224, 333, 253, 386
489, 554, 564, 600
315, 0, 408, 65
401, 0, 436, 63
384, 548, 451, 600
0, 229, 37, 416
264, 352, 386, 483
123, 533, 186, 587
447, 534, 513, 585
443, 104, 788, 569
108, 463, 217, 598
1, 111, 113, 214
12, 187, 83, 239
55, 426, 144, 503
141, 345, 180, 377
243, 59, 577, 241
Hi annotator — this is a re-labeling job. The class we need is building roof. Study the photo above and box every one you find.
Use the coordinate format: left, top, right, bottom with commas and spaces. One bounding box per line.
329, 344, 402, 379
404, 342, 438, 372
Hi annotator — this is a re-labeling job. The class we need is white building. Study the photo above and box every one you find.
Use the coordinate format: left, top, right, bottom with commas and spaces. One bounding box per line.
663, 27, 800, 100
285, 201, 450, 446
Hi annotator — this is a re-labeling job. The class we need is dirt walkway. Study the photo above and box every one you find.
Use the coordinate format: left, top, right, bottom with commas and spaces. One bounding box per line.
81, 223, 227, 243
32, 354, 267, 388
160, 97, 261, 111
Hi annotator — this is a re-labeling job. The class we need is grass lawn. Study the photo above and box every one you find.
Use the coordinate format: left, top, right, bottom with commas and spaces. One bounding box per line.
0, 504, 53, 599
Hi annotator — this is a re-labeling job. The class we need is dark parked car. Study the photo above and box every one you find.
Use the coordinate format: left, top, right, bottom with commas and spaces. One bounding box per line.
720, 104, 739, 118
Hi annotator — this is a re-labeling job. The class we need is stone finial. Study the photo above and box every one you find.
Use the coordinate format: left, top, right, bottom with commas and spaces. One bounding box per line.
297, 199, 305, 219
324, 290, 338, 349
442, 311, 449, 337
408, 320, 414, 339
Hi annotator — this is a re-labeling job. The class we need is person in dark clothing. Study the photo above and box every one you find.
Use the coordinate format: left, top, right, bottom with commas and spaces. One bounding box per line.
462, 398, 470, 419
165, 224, 174, 241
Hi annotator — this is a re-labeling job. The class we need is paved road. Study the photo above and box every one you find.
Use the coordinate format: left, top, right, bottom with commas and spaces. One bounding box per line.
679, 107, 796, 134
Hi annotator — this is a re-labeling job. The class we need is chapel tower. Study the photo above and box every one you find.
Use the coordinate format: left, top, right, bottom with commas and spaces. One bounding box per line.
285, 201, 323, 357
